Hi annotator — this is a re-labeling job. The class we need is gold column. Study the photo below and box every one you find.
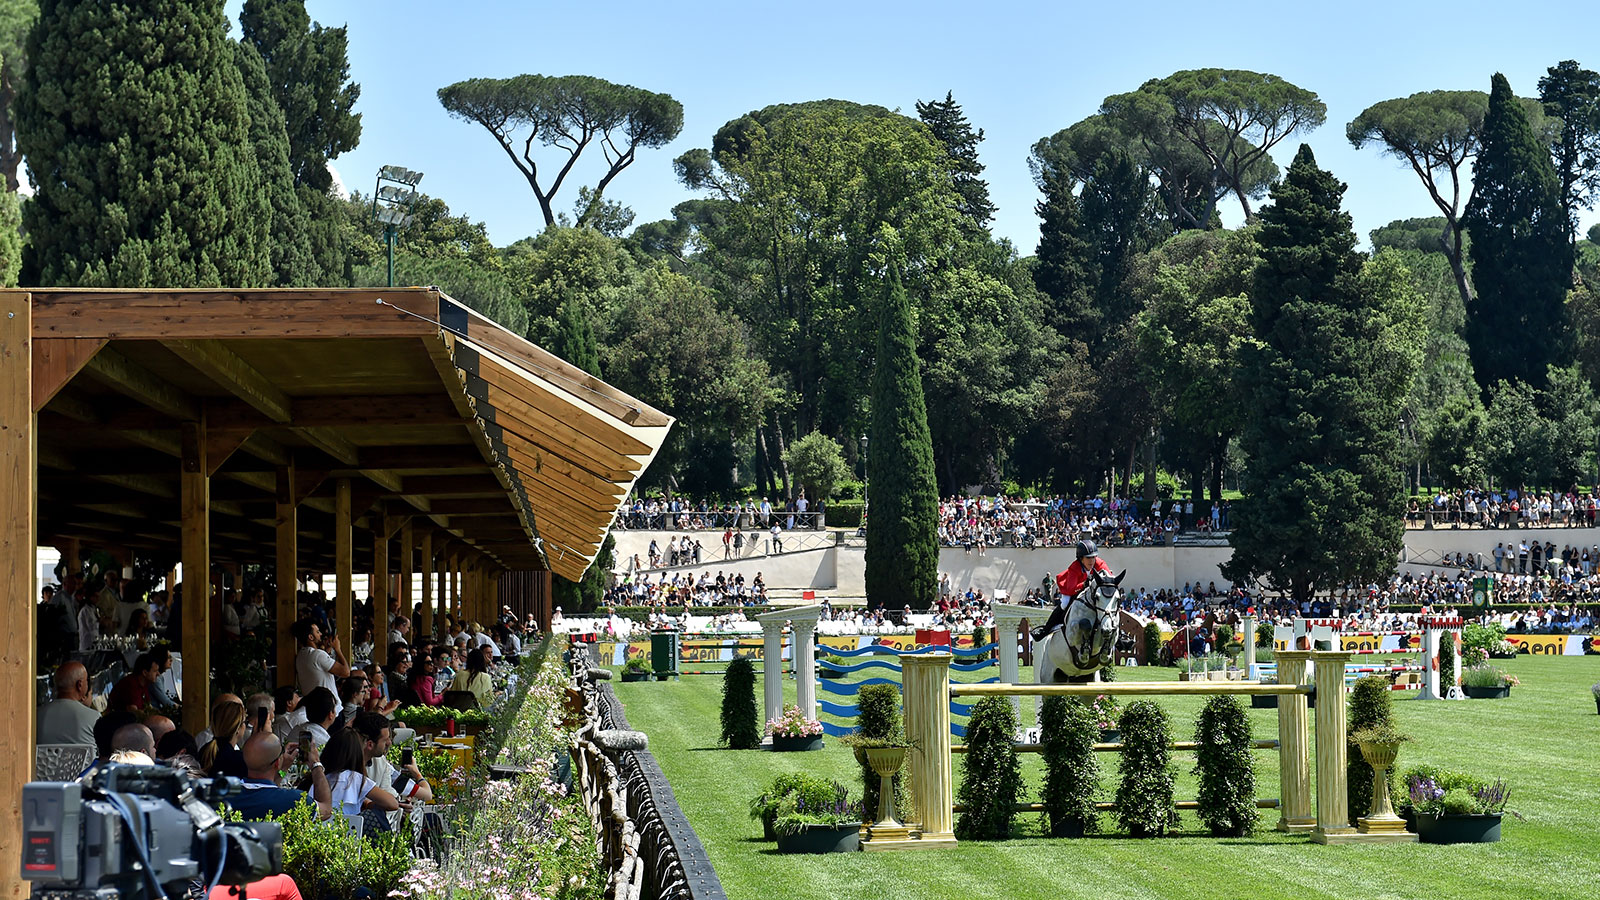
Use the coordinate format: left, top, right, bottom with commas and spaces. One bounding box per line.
1310, 650, 1356, 843
1274, 650, 1314, 832
899, 653, 957, 849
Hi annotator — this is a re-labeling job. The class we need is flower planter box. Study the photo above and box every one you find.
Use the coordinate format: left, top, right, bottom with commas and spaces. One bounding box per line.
1048, 818, 1087, 838
818, 668, 846, 679
1594, 695, 1600, 715
1251, 691, 1313, 710
775, 822, 861, 854
770, 734, 824, 752
1463, 685, 1510, 699
1098, 729, 1120, 744
1415, 812, 1502, 844
620, 671, 652, 683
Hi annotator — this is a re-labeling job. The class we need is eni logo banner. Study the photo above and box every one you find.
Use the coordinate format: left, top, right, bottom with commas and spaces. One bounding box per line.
1503, 634, 1588, 656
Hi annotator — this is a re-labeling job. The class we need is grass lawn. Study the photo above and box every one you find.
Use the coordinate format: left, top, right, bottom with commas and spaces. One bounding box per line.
613, 655, 1600, 900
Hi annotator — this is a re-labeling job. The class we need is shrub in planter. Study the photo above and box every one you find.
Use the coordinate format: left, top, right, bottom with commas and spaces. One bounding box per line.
1039, 696, 1098, 836
1403, 769, 1516, 844
1114, 700, 1177, 837
621, 657, 653, 682
1194, 696, 1258, 837
750, 772, 818, 840
825, 499, 865, 528
819, 653, 849, 678
1143, 621, 1163, 665
1346, 675, 1394, 825
1438, 629, 1457, 687
771, 778, 861, 853
856, 683, 907, 819
955, 696, 1023, 840
1462, 623, 1517, 659
972, 625, 989, 650
1460, 663, 1520, 698
1591, 681, 1600, 714
720, 657, 762, 749
767, 704, 824, 751
1256, 621, 1274, 648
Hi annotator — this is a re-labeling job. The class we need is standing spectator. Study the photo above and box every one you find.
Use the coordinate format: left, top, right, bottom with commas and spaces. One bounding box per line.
293, 620, 350, 696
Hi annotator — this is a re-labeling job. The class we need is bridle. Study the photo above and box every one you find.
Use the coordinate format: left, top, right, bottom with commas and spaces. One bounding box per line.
1065, 570, 1121, 671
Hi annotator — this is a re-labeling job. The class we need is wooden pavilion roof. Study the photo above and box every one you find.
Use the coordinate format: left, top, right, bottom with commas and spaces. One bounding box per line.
29, 287, 670, 581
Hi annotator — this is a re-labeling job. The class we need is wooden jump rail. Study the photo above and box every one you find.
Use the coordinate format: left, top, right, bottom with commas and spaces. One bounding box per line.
873, 650, 1380, 851
954, 799, 1284, 814
952, 739, 1281, 754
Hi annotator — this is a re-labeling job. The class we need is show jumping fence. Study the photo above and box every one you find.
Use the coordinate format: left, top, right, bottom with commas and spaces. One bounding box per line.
816, 642, 997, 737
864, 650, 1400, 851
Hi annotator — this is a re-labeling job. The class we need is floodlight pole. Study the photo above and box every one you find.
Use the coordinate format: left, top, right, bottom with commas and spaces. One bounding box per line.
385, 223, 397, 288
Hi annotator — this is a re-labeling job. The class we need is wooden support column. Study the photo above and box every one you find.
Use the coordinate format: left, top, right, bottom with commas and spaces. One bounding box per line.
372, 528, 389, 666
399, 520, 414, 633
2, 290, 37, 900
275, 466, 298, 688
335, 479, 352, 646
420, 530, 434, 638
449, 554, 461, 621
181, 419, 211, 734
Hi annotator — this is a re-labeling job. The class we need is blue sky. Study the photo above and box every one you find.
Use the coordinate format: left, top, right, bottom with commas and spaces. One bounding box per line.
266, 0, 1600, 252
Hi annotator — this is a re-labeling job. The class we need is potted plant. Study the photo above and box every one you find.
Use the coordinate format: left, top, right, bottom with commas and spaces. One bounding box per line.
1402, 770, 1515, 844
1459, 663, 1519, 699
1090, 695, 1121, 743
767, 704, 824, 751
1349, 724, 1410, 835
818, 653, 848, 679
1592, 682, 1600, 715
750, 772, 807, 840
620, 656, 653, 683
771, 778, 862, 853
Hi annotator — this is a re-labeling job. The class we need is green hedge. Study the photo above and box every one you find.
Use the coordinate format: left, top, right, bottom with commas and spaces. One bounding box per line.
1193, 696, 1257, 836
1115, 700, 1177, 837
1039, 696, 1098, 836
720, 657, 761, 749
1346, 676, 1395, 824
826, 500, 865, 528
955, 696, 1023, 840
856, 684, 906, 819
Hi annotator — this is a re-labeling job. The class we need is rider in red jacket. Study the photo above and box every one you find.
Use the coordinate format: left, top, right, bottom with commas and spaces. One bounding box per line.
1034, 540, 1113, 641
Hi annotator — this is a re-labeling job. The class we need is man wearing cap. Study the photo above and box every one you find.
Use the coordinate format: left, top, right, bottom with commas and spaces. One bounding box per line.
1033, 539, 1114, 641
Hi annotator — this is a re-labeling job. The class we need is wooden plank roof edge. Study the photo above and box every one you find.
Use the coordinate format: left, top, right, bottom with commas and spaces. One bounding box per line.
435, 290, 672, 428
27, 287, 443, 339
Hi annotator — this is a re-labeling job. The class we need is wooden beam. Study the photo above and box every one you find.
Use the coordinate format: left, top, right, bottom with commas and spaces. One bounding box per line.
275, 466, 298, 688
164, 339, 292, 423
83, 346, 199, 421
335, 479, 353, 646
420, 529, 434, 639
426, 498, 516, 516
30, 288, 442, 340
372, 525, 389, 667
490, 422, 637, 482
180, 420, 211, 735
299, 427, 360, 466
32, 337, 106, 412
360, 444, 491, 470
398, 474, 506, 496
1, 291, 36, 900
206, 428, 253, 477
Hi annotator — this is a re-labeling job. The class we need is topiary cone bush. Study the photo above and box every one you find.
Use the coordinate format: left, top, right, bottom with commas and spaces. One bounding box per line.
855, 684, 907, 818
1193, 696, 1258, 837
1115, 700, 1177, 837
1346, 675, 1395, 823
720, 657, 762, 749
955, 696, 1023, 840
1143, 621, 1164, 665
1040, 696, 1099, 836
1256, 621, 1274, 649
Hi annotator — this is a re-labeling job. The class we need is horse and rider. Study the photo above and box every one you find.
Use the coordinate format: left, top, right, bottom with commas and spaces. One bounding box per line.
1032, 539, 1125, 683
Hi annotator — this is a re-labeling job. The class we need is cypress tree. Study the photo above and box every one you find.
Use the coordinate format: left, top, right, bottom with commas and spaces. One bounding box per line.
1223, 145, 1410, 605
1033, 166, 1100, 343
864, 263, 939, 609
915, 91, 996, 229
0, 189, 19, 286
19, 0, 270, 287
234, 40, 314, 287
1463, 73, 1573, 392
240, 0, 362, 286
553, 297, 602, 377
549, 299, 614, 613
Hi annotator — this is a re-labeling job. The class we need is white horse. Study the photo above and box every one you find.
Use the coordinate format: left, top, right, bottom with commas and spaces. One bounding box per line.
1033, 567, 1125, 684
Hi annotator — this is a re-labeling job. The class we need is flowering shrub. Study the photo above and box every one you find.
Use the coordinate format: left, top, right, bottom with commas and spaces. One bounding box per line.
767, 704, 823, 738
1461, 646, 1490, 667
1403, 769, 1514, 817
1090, 695, 1120, 732
397, 639, 602, 900
1591, 681, 1600, 698
1460, 664, 1520, 689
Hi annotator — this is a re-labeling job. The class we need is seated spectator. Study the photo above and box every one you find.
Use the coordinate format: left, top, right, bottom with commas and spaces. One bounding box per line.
354, 712, 430, 832
243, 693, 275, 740
287, 687, 337, 751
408, 655, 443, 707
107, 652, 162, 712
156, 729, 203, 776
38, 661, 98, 745
143, 714, 175, 749
111, 722, 156, 759
321, 730, 397, 817
386, 652, 418, 707
337, 676, 367, 727
271, 686, 305, 745
231, 731, 332, 821
461, 646, 494, 709
198, 698, 248, 779
93, 711, 139, 762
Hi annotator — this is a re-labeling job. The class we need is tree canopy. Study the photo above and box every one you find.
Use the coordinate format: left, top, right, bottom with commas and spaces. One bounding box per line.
438, 73, 682, 229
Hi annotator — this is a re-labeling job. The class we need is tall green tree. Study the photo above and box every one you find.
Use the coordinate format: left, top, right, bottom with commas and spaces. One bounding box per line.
552, 295, 600, 377
0, 0, 36, 191
865, 264, 939, 610
1537, 60, 1600, 246
1224, 145, 1419, 604
1463, 73, 1573, 392
916, 91, 995, 229
234, 40, 313, 286
240, 0, 361, 285
549, 293, 612, 614
1032, 165, 1098, 340
0, 186, 19, 283
19, 0, 270, 287
438, 74, 682, 229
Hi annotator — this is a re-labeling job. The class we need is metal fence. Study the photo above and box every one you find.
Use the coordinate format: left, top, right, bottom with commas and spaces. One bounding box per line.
576, 648, 728, 900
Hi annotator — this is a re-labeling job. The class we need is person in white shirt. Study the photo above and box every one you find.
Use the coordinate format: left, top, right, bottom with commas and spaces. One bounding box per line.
293, 620, 350, 695
271, 685, 305, 744
38, 661, 99, 745
354, 712, 431, 831
77, 603, 101, 653
321, 730, 397, 818
287, 687, 337, 751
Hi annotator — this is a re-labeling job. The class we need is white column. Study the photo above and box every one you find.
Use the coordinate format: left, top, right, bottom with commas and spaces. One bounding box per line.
1241, 613, 1257, 677
795, 620, 817, 720
988, 603, 1034, 719
1418, 621, 1441, 701
759, 619, 784, 729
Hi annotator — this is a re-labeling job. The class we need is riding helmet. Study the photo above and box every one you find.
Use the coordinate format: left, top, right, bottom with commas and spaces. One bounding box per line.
1075, 539, 1098, 559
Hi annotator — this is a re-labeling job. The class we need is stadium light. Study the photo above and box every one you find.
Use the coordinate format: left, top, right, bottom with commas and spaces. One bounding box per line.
373, 164, 425, 286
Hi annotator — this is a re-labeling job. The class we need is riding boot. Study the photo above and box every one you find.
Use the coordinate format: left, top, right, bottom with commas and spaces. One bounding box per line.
1033, 606, 1066, 643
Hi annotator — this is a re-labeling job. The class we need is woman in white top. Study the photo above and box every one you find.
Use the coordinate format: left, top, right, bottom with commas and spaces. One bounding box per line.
321, 731, 398, 818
